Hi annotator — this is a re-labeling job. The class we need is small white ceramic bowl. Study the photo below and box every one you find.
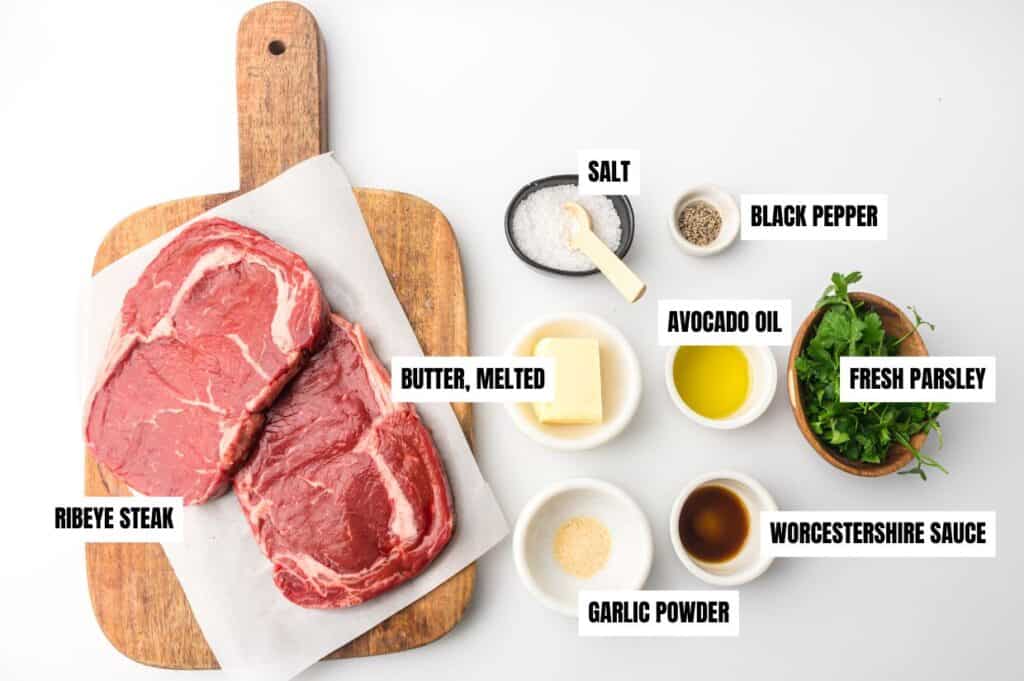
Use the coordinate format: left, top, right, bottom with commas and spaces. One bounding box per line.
514, 478, 653, 617
664, 345, 778, 430
668, 185, 740, 256
504, 313, 642, 451
669, 470, 777, 586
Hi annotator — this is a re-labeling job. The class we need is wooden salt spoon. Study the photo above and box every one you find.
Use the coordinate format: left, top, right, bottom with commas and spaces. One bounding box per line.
563, 201, 646, 302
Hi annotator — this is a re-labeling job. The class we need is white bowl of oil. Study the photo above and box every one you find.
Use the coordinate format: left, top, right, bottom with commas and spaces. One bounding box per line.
664, 345, 777, 429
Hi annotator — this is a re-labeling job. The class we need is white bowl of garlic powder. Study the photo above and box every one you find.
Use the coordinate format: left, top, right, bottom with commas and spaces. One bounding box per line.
513, 478, 653, 617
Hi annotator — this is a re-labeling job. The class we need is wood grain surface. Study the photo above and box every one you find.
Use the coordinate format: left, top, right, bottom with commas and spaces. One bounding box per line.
84, 1, 474, 669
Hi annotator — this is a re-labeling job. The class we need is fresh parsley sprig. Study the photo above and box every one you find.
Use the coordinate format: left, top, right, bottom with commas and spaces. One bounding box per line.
795, 272, 950, 480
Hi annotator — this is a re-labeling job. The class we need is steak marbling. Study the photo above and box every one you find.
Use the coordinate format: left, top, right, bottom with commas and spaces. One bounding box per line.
235, 314, 454, 608
85, 218, 328, 504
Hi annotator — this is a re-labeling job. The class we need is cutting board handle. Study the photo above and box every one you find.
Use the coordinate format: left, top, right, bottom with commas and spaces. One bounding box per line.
236, 2, 327, 191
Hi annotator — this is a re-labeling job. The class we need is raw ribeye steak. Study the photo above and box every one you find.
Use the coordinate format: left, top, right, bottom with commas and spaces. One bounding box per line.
235, 314, 454, 608
85, 218, 327, 505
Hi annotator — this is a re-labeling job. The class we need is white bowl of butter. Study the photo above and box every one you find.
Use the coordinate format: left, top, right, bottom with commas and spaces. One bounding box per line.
504, 312, 642, 451
514, 478, 653, 617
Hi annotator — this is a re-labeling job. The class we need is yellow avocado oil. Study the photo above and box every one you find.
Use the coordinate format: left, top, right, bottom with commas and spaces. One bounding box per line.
672, 346, 750, 419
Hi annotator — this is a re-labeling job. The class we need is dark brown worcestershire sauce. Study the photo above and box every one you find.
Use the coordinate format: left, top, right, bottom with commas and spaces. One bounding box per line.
678, 485, 749, 563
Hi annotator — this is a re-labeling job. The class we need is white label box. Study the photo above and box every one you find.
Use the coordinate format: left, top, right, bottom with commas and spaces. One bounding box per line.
839, 356, 996, 403
761, 511, 996, 558
741, 194, 887, 240
391, 356, 555, 403
578, 590, 739, 637
577, 149, 638, 195
54, 497, 183, 542
658, 299, 792, 346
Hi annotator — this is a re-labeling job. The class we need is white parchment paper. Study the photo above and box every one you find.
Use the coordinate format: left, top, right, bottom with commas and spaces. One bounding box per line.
80, 153, 509, 681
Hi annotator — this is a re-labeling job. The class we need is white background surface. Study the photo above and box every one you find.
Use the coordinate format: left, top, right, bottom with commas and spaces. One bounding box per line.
1, 0, 1020, 679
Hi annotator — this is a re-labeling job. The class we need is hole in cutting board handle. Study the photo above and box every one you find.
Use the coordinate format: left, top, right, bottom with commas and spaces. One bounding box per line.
268, 40, 286, 56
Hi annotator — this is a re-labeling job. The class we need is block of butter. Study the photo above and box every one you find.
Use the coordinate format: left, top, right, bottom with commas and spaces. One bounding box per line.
532, 337, 603, 425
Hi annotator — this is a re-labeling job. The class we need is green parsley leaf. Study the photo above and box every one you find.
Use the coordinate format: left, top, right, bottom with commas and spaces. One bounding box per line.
797, 272, 950, 480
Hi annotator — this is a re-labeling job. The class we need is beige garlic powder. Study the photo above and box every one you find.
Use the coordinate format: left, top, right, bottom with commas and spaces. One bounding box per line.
553, 516, 612, 579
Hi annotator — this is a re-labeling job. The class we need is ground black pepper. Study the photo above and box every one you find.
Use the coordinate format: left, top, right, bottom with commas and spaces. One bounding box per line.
678, 200, 722, 246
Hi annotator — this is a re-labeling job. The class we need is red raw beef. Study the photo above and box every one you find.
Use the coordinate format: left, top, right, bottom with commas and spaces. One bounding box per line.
234, 314, 454, 608
85, 218, 327, 505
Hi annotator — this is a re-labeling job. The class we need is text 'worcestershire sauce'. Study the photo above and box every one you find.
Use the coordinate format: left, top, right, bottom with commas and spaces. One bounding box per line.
678, 485, 750, 563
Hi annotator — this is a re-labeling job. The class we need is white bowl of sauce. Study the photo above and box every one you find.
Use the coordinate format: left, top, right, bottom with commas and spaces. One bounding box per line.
669, 470, 777, 586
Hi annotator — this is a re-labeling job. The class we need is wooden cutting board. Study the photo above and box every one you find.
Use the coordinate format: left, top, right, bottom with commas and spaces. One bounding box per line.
84, 1, 474, 669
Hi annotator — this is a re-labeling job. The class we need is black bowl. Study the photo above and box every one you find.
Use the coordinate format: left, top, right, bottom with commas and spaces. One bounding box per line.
504, 173, 636, 276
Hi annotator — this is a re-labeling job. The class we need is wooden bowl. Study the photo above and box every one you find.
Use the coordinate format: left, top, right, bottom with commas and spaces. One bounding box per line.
786, 292, 928, 476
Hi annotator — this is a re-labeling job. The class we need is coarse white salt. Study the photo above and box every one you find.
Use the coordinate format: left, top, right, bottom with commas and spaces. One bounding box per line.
511, 184, 622, 272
